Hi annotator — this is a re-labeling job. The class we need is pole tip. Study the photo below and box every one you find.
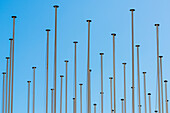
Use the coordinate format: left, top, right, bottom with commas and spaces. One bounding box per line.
135, 45, 140, 47
159, 56, 163, 58
89, 69, 92, 72
164, 80, 168, 82
121, 99, 124, 101
51, 89, 54, 91
143, 72, 147, 74
154, 110, 158, 112
9, 38, 13, 40
111, 33, 116, 36
93, 103, 97, 106
148, 93, 151, 95
64, 60, 69, 62
12, 16, 17, 18
73, 98, 75, 100
130, 9, 135, 11
60, 75, 64, 77
99, 53, 104, 55
79, 83, 83, 85
53, 5, 59, 8
46, 29, 51, 31
112, 110, 114, 112
86, 20, 92, 22
100, 92, 104, 94
32, 67, 36, 69
122, 62, 127, 65
2, 72, 6, 74
154, 24, 160, 26
6, 57, 10, 59
27, 81, 31, 83
109, 77, 113, 79
73, 41, 78, 44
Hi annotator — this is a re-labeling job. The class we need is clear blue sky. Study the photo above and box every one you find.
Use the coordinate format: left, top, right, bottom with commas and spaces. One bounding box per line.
0, 0, 169, 113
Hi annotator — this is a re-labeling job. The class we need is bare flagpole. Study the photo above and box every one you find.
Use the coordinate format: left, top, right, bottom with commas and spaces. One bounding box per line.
5, 57, 9, 113
109, 77, 113, 113
155, 24, 161, 113
100, 53, 104, 113
93, 104, 97, 113
143, 72, 147, 113
164, 80, 168, 113
53, 5, 59, 113
2, 72, 6, 113
86, 19, 92, 113
11, 16, 17, 113
27, 81, 31, 113
65, 60, 69, 113
32, 67, 36, 113
60, 75, 64, 113
130, 9, 135, 113
79, 84, 83, 113
122, 63, 127, 113
111, 33, 116, 113
121, 99, 124, 113
51, 89, 54, 113
8, 38, 13, 113
159, 56, 164, 113
148, 93, 151, 113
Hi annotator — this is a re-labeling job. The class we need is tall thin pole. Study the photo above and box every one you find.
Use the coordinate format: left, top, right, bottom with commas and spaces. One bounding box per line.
11, 16, 16, 113
65, 60, 69, 113
109, 77, 113, 113
136, 45, 141, 113
32, 67, 36, 113
159, 56, 164, 113
8, 38, 13, 113
60, 75, 64, 113
2, 72, 6, 113
143, 72, 147, 113
73, 98, 75, 113
121, 99, 124, 113
130, 9, 135, 113
73, 41, 78, 113
87, 19, 92, 113
5, 57, 9, 113
79, 84, 83, 113
122, 63, 127, 113
155, 23, 161, 113
53, 5, 59, 113
46, 29, 50, 113
100, 53, 104, 113
51, 89, 54, 113
27, 81, 31, 113
111, 33, 116, 113
148, 93, 151, 113
164, 80, 168, 113
93, 104, 97, 113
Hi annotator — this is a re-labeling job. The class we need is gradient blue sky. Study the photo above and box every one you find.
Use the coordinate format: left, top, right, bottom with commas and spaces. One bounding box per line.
0, 0, 169, 113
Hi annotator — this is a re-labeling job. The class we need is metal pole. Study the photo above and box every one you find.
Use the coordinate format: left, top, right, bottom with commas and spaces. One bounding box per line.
155, 23, 161, 113
79, 84, 83, 113
148, 93, 151, 113
143, 72, 147, 113
121, 99, 124, 113
130, 9, 135, 113
53, 5, 59, 113
51, 89, 54, 113
87, 19, 92, 113
2, 72, 6, 113
159, 56, 164, 113
11, 16, 17, 113
164, 80, 168, 113
73, 41, 78, 113
60, 75, 64, 113
136, 45, 141, 113
65, 60, 69, 113
5, 57, 9, 113
111, 33, 116, 113
73, 98, 75, 113
109, 77, 113, 113
32, 67, 36, 113
27, 81, 31, 113
122, 63, 126, 113
8, 38, 13, 113
46, 29, 50, 113
93, 104, 97, 113
100, 53, 104, 113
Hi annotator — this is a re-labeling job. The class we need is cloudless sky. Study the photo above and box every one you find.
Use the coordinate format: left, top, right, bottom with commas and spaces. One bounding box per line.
0, 0, 169, 113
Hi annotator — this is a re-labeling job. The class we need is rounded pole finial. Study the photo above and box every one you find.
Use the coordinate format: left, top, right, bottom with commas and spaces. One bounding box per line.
53, 5, 59, 8
99, 53, 104, 55
46, 29, 51, 31
111, 33, 116, 36
155, 24, 160, 26
12, 16, 17, 18
130, 9, 135, 11
86, 20, 92, 22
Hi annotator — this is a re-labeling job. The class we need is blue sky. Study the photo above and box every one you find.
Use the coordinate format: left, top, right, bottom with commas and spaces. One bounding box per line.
0, 0, 169, 113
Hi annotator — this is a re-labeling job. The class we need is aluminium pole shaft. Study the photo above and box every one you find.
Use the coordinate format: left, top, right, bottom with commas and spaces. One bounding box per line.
148, 93, 151, 113
32, 67, 36, 113
143, 72, 147, 113
60, 75, 64, 113
27, 81, 31, 113
5, 57, 9, 113
51, 89, 54, 113
80, 84, 83, 113
65, 60, 69, 113
100, 53, 104, 113
109, 77, 113, 113
164, 80, 168, 113
123, 63, 127, 113
2, 72, 6, 113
